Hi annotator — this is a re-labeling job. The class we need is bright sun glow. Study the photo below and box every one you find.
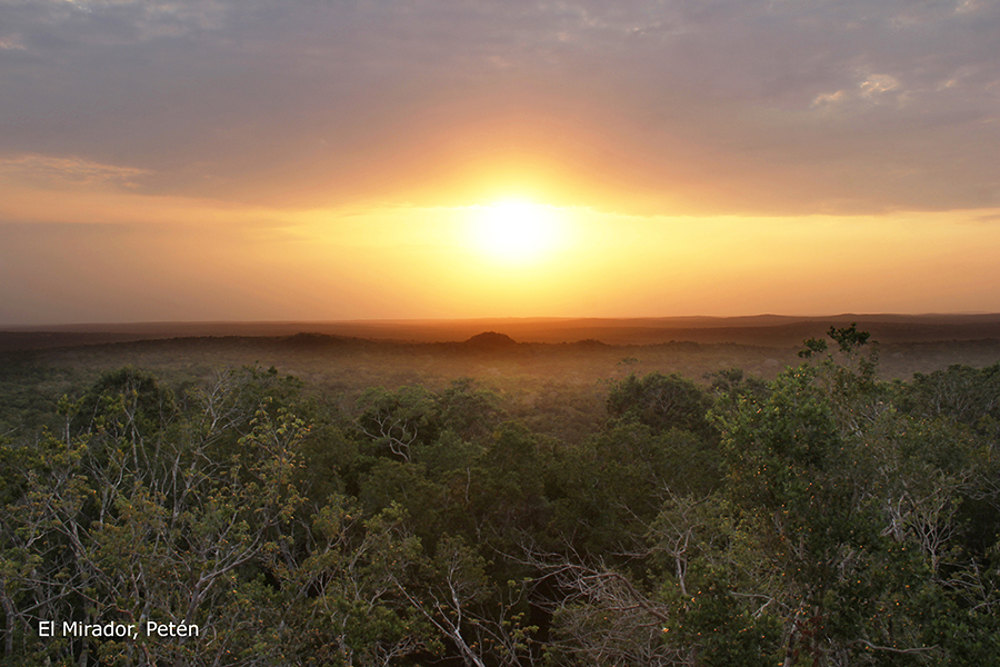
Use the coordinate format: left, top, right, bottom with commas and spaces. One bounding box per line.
469, 200, 563, 264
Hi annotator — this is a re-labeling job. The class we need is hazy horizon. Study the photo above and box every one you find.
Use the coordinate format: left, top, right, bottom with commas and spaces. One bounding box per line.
6, 310, 1000, 329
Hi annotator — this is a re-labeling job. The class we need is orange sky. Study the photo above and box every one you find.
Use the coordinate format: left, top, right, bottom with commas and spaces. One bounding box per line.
2, 1, 999, 324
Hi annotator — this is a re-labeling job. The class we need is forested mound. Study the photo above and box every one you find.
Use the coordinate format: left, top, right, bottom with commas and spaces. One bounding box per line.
463, 331, 519, 350
2, 327, 999, 665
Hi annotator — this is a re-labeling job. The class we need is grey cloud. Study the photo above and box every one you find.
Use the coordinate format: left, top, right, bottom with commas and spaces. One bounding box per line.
1, 0, 997, 213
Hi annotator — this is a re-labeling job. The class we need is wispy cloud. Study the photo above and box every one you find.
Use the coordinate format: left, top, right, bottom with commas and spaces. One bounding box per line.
812, 72, 904, 108
859, 73, 901, 98
0, 153, 150, 188
0, 33, 26, 50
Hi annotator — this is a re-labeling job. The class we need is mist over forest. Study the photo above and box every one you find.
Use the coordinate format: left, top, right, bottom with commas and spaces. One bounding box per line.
2, 318, 999, 665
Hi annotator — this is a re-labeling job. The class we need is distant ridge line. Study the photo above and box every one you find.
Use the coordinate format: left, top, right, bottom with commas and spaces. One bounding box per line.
4, 314, 1000, 352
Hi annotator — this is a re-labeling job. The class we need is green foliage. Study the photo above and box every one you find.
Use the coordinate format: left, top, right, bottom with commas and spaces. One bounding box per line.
904, 362, 1000, 441
828, 322, 871, 353
607, 372, 715, 437
3, 337, 1000, 665
700, 327, 1000, 664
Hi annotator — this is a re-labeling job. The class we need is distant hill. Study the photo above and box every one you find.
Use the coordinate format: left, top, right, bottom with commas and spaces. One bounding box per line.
463, 331, 518, 350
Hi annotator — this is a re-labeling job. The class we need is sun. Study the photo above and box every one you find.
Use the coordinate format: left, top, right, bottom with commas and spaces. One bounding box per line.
469, 200, 562, 264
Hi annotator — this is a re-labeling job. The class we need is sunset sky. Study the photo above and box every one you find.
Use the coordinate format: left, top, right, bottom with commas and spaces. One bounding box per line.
2, 0, 999, 325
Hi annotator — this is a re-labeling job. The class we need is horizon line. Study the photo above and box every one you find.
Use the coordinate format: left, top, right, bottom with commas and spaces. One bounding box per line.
3, 311, 1000, 331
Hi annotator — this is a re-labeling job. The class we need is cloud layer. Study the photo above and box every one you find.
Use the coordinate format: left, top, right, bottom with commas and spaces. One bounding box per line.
1, 0, 997, 214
